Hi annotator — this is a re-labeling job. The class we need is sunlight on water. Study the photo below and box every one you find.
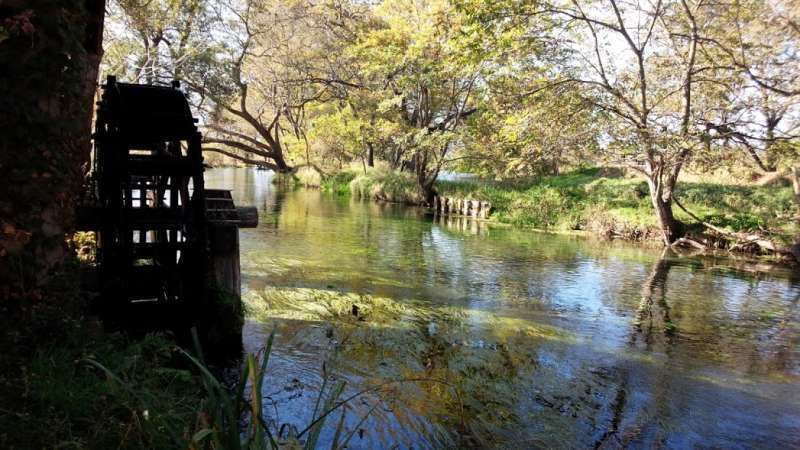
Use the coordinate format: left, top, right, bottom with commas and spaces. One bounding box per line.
207, 168, 800, 449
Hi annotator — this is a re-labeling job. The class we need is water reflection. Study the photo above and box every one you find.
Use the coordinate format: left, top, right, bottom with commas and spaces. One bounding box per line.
206, 168, 800, 448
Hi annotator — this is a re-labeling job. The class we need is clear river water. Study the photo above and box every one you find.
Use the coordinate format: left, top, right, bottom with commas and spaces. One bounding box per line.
207, 167, 800, 449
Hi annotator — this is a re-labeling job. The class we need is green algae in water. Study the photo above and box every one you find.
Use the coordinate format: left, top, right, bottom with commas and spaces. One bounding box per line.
244, 287, 590, 446
208, 168, 800, 449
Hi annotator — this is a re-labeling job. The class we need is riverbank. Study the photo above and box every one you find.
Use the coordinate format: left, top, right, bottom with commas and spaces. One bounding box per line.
0, 255, 368, 449
0, 265, 206, 448
307, 166, 797, 250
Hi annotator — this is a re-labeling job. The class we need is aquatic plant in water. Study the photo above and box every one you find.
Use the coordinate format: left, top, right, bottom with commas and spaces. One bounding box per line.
244, 287, 582, 446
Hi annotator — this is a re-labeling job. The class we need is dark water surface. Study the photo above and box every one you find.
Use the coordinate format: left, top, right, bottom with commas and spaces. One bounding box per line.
207, 168, 800, 449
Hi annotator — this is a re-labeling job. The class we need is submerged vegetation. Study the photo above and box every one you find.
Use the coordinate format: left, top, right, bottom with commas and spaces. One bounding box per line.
242, 287, 609, 446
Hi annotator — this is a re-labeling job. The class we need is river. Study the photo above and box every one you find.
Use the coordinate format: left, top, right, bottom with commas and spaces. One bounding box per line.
207, 167, 800, 449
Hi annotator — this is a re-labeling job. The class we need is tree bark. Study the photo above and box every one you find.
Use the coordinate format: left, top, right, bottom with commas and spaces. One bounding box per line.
790, 167, 800, 215
0, 1, 105, 302
651, 195, 682, 245
366, 142, 375, 167
646, 176, 683, 245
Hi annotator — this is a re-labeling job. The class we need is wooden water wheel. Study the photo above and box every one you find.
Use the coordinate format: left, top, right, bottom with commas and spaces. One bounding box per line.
85, 76, 207, 318
79, 76, 257, 347
72, 77, 208, 324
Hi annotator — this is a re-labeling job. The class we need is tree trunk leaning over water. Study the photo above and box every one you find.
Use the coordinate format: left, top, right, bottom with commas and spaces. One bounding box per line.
0, 0, 105, 302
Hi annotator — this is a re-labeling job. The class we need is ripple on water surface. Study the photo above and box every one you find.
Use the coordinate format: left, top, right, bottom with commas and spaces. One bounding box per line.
208, 168, 800, 449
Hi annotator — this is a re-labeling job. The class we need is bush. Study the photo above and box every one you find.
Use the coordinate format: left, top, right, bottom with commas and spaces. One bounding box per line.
295, 166, 323, 188
321, 171, 357, 195
350, 169, 422, 204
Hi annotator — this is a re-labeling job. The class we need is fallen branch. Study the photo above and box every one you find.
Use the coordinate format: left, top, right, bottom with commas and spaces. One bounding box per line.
673, 196, 792, 259
671, 237, 705, 250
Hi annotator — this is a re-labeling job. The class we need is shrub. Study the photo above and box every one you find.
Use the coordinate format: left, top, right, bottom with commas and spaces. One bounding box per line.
295, 166, 323, 188
350, 170, 422, 204
321, 171, 357, 195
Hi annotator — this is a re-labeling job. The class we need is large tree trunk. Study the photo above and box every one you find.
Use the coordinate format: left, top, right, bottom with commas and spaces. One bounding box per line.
0, 0, 105, 303
366, 142, 375, 167
272, 153, 292, 173
651, 196, 682, 245
647, 178, 683, 245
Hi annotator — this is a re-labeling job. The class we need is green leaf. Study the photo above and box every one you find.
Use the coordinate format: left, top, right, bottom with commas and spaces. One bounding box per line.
192, 428, 213, 443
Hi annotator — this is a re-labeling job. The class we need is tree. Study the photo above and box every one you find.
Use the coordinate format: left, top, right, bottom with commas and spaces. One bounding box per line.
350, 0, 482, 202
468, 0, 799, 244
105, 0, 366, 171
104, 0, 212, 83
463, 52, 602, 178
0, 1, 105, 301
694, 1, 800, 178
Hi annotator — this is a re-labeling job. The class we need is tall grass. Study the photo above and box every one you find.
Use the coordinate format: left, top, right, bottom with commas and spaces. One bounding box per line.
349, 169, 421, 204
320, 171, 357, 195
86, 328, 374, 449
0, 332, 203, 449
295, 166, 323, 188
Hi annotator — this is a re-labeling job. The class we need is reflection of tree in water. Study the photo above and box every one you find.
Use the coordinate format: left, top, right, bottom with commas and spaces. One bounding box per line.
765, 281, 800, 374
631, 250, 676, 351
263, 184, 287, 228
234, 178, 800, 447
596, 252, 678, 448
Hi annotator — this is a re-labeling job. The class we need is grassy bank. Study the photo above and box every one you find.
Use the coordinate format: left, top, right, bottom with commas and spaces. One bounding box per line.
0, 257, 361, 449
435, 167, 797, 242
0, 307, 205, 448
313, 166, 797, 243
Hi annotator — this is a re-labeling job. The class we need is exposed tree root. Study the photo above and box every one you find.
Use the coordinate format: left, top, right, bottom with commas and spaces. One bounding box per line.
672, 197, 798, 262
670, 237, 706, 250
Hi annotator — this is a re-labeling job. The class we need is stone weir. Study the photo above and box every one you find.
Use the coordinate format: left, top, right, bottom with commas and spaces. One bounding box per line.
432, 195, 492, 219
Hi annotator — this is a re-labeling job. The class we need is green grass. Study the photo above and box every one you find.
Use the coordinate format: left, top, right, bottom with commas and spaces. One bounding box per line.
320, 170, 357, 195
0, 260, 208, 449
435, 167, 797, 240
0, 249, 373, 449
0, 329, 203, 449
305, 164, 796, 241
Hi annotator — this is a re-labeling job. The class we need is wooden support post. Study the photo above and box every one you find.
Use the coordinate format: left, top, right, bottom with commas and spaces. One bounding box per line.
201, 224, 244, 358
